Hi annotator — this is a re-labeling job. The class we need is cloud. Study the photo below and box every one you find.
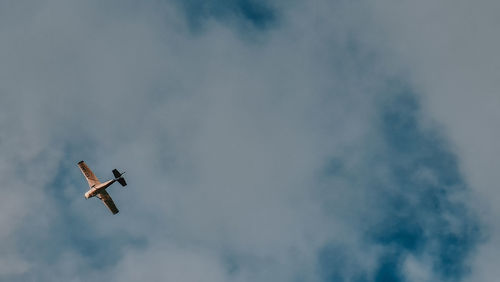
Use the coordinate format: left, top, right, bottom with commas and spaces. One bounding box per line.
365, 1, 500, 281
0, 0, 483, 281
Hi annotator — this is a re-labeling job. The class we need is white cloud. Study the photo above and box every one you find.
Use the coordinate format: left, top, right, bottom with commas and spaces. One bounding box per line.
403, 255, 435, 282
0, 256, 30, 276
0, 0, 483, 281
109, 245, 230, 282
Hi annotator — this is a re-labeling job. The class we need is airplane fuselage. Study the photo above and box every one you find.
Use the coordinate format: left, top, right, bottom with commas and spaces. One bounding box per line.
84, 179, 116, 199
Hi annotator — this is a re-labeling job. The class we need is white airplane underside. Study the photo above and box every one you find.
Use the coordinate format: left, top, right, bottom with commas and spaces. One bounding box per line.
78, 161, 127, 215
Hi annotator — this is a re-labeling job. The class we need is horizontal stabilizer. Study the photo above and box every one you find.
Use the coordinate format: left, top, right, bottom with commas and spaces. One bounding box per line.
117, 178, 127, 187
112, 169, 127, 186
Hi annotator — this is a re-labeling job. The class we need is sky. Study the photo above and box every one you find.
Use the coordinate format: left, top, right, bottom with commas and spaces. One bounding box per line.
0, 0, 498, 281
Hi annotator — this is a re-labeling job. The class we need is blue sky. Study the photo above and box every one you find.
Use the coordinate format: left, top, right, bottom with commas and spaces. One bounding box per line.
0, 0, 498, 281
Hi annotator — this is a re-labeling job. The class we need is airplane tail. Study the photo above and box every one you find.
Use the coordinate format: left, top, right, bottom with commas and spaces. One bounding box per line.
112, 169, 127, 187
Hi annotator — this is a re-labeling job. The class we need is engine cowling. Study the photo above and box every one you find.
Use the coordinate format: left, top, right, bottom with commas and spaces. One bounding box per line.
84, 188, 97, 199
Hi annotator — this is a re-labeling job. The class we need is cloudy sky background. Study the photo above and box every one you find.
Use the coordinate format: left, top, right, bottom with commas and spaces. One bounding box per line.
0, 0, 498, 281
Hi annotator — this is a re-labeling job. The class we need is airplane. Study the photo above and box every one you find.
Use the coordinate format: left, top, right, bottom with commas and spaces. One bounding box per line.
77, 161, 127, 215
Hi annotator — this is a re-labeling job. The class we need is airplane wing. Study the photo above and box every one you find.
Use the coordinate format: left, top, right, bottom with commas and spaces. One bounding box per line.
97, 190, 119, 215
77, 161, 100, 188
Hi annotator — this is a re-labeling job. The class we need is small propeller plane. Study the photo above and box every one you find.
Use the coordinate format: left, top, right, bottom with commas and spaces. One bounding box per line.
77, 161, 127, 215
